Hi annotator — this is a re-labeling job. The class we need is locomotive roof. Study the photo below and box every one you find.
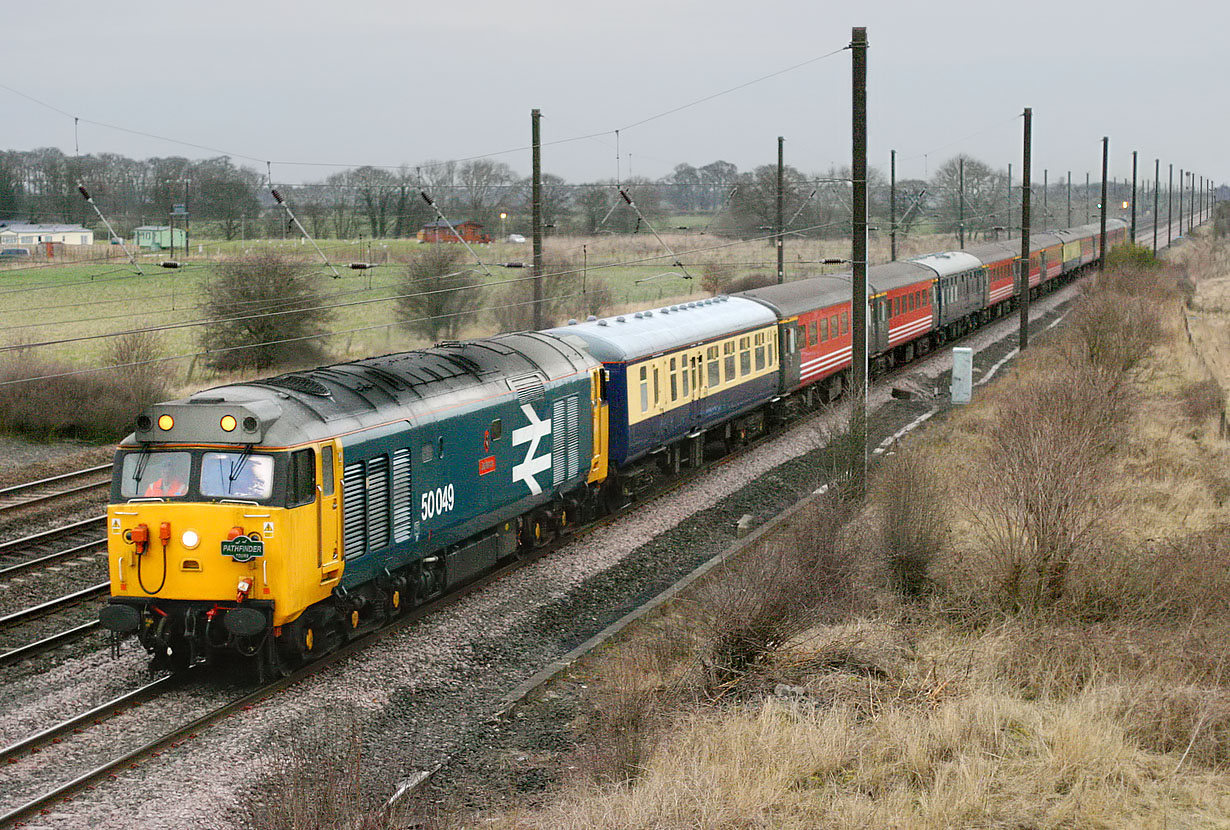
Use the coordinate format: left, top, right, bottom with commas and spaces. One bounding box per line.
124, 332, 596, 447
544, 296, 776, 362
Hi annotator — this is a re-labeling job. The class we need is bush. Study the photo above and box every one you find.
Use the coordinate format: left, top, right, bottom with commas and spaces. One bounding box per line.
396, 244, 484, 343
488, 255, 614, 332
725, 273, 777, 294
241, 717, 411, 830
0, 345, 161, 442
871, 450, 945, 598
700, 262, 736, 294
1180, 378, 1224, 424
1103, 242, 1158, 272
200, 250, 333, 372
103, 329, 171, 408
696, 494, 863, 697
962, 365, 1122, 612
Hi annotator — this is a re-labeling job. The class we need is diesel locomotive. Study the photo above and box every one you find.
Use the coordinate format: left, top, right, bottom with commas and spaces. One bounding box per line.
99, 219, 1128, 675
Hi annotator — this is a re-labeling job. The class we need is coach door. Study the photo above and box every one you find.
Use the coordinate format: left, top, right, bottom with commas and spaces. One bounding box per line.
318, 443, 340, 581
780, 322, 801, 390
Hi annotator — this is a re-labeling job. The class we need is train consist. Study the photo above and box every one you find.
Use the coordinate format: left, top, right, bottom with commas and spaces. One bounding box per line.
99, 219, 1128, 674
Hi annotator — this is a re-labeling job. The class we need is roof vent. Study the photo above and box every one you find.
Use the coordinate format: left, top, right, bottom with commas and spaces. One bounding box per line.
567, 319, 578, 325
587, 315, 597, 322
634, 312, 643, 319
616, 316, 626, 323
264, 374, 332, 397
644, 310, 653, 317
661, 308, 670, 314
598, 319, 609, 326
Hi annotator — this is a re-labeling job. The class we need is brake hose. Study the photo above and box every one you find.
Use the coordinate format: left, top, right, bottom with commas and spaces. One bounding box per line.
137, 538, 169, 595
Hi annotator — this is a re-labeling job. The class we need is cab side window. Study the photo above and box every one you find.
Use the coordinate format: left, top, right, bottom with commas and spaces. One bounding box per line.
289, 449, 316, 507
321, 445, 334, 496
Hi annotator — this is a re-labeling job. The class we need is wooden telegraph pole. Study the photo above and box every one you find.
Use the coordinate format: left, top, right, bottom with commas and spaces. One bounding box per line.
850, 26, 869, 497
1018, 108, 1032, 351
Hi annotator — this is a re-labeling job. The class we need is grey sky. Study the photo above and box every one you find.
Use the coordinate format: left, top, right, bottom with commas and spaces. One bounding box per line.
3, 0, 1223, 189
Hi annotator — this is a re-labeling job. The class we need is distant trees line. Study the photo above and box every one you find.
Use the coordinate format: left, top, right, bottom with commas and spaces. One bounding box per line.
0, 147, 1152, 242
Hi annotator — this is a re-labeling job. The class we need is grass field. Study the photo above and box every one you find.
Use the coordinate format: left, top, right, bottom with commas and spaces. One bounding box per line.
0, 230, 961, 402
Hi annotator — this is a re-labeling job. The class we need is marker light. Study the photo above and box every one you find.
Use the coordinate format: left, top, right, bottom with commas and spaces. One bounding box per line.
182, 530, 200, 550
220, 415, 237, 432
157, 414, 174, 431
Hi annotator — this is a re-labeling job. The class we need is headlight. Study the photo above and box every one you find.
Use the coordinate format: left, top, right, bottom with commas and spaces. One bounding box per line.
182, 530, 200, 550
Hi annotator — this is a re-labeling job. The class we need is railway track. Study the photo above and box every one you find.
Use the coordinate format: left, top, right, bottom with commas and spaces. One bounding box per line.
0, 581, 109, 667
0, 515, 106, 577
0, 536, 559, 828
0, 464, 110, 516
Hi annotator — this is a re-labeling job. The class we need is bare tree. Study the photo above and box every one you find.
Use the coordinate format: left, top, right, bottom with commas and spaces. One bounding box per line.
200, 251, 333, 371
396, 245, 484, 342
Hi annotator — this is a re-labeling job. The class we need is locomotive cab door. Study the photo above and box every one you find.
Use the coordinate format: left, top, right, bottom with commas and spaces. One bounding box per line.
317, 443, 341, 583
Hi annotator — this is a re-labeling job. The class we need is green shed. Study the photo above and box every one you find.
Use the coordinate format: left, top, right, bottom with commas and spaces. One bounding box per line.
134, 226, 186, 250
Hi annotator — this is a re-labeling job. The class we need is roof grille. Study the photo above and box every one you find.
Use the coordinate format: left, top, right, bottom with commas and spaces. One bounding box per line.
508, 373, 544, 404
264, 374, 332, 397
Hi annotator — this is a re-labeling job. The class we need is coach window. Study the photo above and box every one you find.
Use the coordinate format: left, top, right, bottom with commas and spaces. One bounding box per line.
681, 356, 690, 397
652, 366, 661, 407
754, 332, 766, 371
707, 346, 720, 388
669, 357, 678, 402
831, 314, 839, 337
806, 320, 816, 346
739, 337, 751, 376
841, 311, 849, 335
639, 365, 649, 412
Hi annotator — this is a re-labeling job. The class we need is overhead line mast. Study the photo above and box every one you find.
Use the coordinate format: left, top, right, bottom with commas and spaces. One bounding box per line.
850, 26, 869, 497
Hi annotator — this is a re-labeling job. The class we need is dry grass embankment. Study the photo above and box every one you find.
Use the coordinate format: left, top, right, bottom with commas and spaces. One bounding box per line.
449, 239, 1230, 828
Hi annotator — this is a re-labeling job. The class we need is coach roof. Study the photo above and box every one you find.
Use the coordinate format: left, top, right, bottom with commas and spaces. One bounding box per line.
544, 296, 777, 362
